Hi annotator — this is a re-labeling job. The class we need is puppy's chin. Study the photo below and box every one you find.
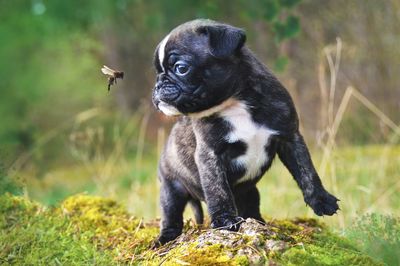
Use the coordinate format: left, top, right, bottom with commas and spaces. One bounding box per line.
158, 101, 182, 116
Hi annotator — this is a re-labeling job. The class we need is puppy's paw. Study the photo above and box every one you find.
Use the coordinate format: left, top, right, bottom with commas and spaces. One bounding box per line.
306, 190, 340, 216
150, 238, 163, 249
211, 215, 244, 231
152, 228, 182, 248
151, 235, 176, 249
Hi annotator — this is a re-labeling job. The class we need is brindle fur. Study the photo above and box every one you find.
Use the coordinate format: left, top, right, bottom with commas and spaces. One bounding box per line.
152, 19, 339, 245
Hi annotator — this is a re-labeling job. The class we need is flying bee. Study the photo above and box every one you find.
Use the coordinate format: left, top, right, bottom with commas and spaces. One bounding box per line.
101, 65, 124, 91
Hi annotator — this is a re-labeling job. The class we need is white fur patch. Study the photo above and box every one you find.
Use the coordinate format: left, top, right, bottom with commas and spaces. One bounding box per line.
158, 34, 170, 72
219, 101, 277, 184
158, 101, 181, 116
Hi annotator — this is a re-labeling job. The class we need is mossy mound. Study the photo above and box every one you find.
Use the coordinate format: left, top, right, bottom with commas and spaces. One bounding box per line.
0, 194, 381, 265
150, 218, 380, 265
0, 194, 114, 264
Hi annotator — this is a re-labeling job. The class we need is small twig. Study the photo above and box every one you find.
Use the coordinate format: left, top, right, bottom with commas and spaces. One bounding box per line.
211, 217, 245, 231
136, 106, 151, 169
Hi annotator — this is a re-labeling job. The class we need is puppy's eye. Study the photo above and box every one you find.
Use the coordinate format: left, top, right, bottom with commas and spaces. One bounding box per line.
174, 62, 190, 76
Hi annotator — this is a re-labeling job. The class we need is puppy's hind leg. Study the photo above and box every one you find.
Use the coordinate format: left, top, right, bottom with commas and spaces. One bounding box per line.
156, 178, 189, 246
235, 186, 265, 223
189, 199, 204, 225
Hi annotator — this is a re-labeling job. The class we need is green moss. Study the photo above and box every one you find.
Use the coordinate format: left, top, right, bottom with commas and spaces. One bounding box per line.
278, 229, 382, 265
0, 194, 114, 265
280, 239, 380, 265
61, 194, 158, 262
234, 255, 251, 266
149, 242, 247, 265
61, 194, 131, 229
0, 194, 385, 265
174, 243, 231, 265
0, 193, 39, 219
264, 217, 320, 244
0, 194, 160, 265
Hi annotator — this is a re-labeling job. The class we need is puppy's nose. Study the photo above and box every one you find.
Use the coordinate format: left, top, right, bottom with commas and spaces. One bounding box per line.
156, 73, 168, 89
157, 73, 168, 83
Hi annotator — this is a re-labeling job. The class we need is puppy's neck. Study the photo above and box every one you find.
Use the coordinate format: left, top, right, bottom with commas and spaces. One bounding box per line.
188, 98, 240, 119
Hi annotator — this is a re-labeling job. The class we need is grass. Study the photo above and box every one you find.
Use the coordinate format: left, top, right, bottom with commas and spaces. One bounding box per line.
18, 144, 400, 230
259, 144, 400, 228
346, 214, 400, 266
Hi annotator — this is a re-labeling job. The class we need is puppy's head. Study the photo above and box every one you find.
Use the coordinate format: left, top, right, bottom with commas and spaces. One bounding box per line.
152, 19, 246, 116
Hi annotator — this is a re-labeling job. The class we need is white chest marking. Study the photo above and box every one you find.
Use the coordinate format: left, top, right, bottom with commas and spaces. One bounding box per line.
220, 102, 277, 184
158, 34, 170, 72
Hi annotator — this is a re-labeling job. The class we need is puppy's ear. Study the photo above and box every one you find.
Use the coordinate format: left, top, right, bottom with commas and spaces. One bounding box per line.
198, 24, 246, 58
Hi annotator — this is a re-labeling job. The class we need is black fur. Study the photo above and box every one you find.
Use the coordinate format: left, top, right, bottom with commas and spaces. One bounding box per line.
152, 19, 339, 245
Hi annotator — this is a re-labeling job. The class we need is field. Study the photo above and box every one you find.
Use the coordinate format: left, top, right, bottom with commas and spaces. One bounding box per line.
3, 141, 400, 265
18, 144, 400, 228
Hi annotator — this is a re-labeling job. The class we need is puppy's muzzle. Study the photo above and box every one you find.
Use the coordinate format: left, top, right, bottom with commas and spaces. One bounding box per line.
156, 83, 181, 103
153, 80, 183, 116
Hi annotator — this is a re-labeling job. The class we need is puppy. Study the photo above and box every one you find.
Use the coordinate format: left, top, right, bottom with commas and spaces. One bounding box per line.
152, 19, 339, 245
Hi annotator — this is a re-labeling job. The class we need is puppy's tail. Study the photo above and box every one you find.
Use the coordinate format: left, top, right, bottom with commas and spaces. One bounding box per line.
189, 199, 203, 225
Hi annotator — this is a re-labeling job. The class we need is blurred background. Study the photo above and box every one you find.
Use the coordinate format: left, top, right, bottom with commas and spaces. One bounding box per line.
1, 0, 399, 230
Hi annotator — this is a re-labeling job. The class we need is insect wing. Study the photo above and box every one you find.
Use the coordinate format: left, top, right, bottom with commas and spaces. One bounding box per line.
101, 65, 115, 76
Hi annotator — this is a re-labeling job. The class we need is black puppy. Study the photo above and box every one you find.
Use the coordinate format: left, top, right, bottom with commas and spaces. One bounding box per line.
152, 19, 339, 245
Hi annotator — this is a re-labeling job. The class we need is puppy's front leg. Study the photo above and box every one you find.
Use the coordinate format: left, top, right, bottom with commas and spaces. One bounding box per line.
277, 132, 339, 216
155, 178, 189, 246
195, 147, 243, 231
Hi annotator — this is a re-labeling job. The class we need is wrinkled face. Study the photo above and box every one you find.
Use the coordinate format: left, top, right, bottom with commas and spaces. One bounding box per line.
152, 20, 246, 116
